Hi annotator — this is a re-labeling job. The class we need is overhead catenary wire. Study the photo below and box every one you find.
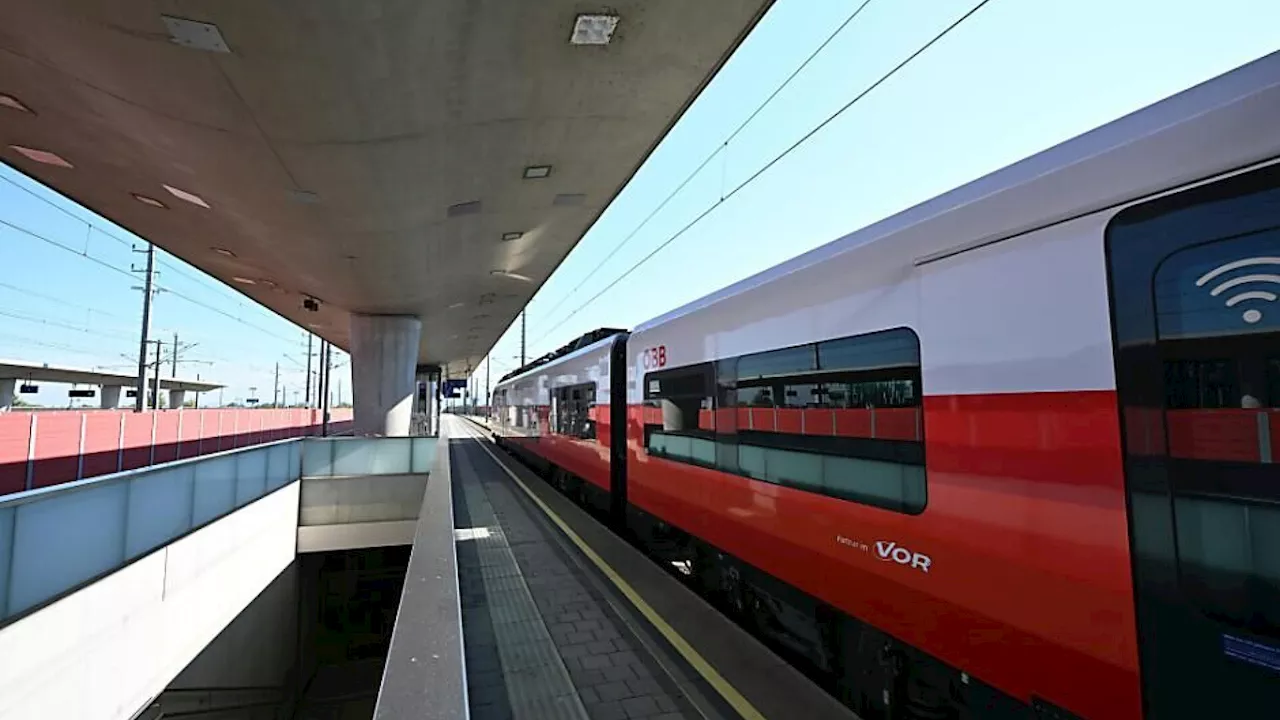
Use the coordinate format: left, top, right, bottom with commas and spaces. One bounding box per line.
530, 0, 996, 350
0, 172, 134, 248
0, 214, 294, 340
534, 0, 877, 325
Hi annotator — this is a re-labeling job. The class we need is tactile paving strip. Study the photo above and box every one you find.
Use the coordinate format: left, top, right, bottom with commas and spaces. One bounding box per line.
456, 448, 590, 720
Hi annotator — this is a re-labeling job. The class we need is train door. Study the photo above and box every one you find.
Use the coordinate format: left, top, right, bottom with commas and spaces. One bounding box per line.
1107, 163, 1280, 718
608, 333, 630, 524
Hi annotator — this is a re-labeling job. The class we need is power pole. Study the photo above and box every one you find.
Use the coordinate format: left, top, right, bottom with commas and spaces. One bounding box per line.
273, 362, 280, 408
132, 243, 156, 412
171, 331, 179, 378
151, 339, 162, 410
304, 333, 313, 408
321, 341, 332, 436
520, 311, 526, 366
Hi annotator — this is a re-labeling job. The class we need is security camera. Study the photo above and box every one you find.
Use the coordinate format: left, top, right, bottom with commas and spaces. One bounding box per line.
302, 296, 321, 312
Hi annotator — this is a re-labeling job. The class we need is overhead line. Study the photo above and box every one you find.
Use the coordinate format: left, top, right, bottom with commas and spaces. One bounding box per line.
531, 0, 995, 349
0, 172, 134, 248
533, 0, 876, 325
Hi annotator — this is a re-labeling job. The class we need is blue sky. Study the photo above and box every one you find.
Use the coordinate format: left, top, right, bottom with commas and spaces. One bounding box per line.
2, 0, 1278, 407
472, 0, 1280, 388
0, 171, 351, 407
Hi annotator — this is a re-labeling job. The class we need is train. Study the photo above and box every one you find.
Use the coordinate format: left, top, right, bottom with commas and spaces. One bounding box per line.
486, 51, 1280, 720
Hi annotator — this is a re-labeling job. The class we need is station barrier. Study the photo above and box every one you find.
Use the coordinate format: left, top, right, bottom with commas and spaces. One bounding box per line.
0, 408, 354, 496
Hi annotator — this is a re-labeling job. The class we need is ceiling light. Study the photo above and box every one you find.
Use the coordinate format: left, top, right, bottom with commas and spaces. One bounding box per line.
570, 14, 619, 45
163, 184, 210, 208
308, 323, 324, 329
132, 193, 167, 209
0, 93, 32, 113
212, 247, 236, 257
501, 231, 524, 242
448, 302, 465, 309
490, 270, 533, 283
10, 145, 72, 168
162, 16, 231, 53
232, 277, 256, 285
522, 165, 551, 179
553, 193, 586, 207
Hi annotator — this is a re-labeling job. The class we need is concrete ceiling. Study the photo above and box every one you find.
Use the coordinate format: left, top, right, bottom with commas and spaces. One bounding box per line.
0, 1, 772, 373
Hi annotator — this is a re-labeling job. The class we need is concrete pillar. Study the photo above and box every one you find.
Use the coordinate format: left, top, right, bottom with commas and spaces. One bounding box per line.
0, 378, 14, 411
101, 385, 123, 409
350, 314, 422, 436
168, 389, 187, 409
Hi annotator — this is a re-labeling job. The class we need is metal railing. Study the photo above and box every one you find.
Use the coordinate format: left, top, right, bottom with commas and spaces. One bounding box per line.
0, 439, 300, 622
301, 436, 437, 478
0, 435, 439, 624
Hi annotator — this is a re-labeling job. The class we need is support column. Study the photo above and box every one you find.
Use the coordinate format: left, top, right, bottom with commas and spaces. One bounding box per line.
101, 385, 123, 409
0, 378, 14, 411
350, 314, 422, 436
168, 389, 187, 409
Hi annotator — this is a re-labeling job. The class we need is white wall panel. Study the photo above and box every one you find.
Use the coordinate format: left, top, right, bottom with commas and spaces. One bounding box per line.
0, 482, 298, 720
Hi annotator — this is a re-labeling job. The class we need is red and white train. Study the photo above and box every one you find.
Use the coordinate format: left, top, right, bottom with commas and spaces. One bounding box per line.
488, 52, 1280, 719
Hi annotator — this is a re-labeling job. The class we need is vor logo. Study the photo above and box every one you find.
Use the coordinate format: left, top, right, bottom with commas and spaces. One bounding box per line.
874, 541, 931, 573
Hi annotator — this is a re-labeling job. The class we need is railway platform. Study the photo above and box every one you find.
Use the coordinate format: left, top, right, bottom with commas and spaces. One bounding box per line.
438, 415, 855, 720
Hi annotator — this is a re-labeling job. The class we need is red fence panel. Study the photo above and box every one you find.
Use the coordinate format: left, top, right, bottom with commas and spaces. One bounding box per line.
31, 413, 82, 488
0, 414, 31, 494
1167, 409, 1261, 462
82, 412, 123, 478
1, 407, 365, 496
153, 411, 181, 463
121, 413, 154, 470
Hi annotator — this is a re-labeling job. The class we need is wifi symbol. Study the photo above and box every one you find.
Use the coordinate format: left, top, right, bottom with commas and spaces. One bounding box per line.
1195, 257, 1280, 325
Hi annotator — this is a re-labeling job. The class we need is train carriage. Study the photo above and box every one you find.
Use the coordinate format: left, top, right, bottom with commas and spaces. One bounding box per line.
491, 51, 1280, 719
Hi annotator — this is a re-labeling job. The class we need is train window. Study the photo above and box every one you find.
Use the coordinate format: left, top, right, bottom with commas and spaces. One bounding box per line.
553, 383, 597, 440
643, 363, 716, 467
1151, 231, 1280, 631
643, 329, 925, 514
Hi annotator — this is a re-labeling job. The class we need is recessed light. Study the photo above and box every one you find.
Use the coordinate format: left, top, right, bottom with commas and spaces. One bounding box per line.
163, 184, 210, 208
522, 165, 551, 179
0, 93, 32, 114
570, 14, 619, 45
501, 231, 524, 242
10, 145, 72, 168
132, 193, 167, 209
232, 277, 256, 285
162, 16, 231, 53
212, 247, 236, 257
553, 193, 586, 207
490, 270, 533, 282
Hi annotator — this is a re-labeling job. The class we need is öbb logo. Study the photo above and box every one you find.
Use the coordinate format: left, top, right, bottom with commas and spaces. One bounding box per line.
874, 541, 931, 574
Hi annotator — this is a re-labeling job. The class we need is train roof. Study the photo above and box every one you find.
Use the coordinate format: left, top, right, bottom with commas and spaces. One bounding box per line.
635, 50, 1280, 334
496, 328, 625, 386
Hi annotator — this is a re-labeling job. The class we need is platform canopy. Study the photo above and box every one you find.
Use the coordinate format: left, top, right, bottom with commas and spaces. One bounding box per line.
0, 1, 774, 372
0, 360, 221, 392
